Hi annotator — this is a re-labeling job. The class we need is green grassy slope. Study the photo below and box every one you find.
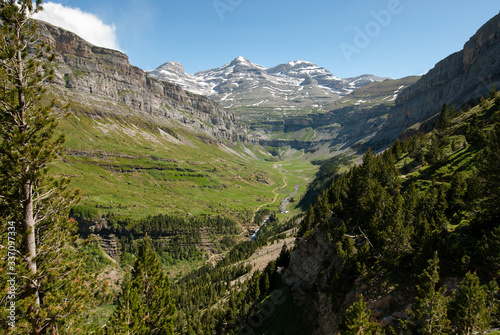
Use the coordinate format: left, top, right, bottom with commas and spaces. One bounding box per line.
50, 102, 317, 223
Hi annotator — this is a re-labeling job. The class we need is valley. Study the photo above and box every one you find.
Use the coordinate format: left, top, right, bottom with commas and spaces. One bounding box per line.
2, 5, 500, 335
42, 12, 500, 333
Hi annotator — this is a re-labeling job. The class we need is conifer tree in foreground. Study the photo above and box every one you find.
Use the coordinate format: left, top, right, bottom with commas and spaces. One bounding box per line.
436, 102, 451, 131
407, 252, 450, 334
477, 123, 500, 220
0, 1, 104, 333
448, 272, 495, 335
107, 236, 175, 334
342, 294, 382, 335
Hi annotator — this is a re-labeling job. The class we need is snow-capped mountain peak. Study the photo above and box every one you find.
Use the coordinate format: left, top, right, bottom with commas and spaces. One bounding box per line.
267, 61, 341, 82
216, 56, 267, 72
148, 57, 389, 109
150, 61, 214, 96
157, 61, 184, 72
344, 74, 391, 88
230, 56, 255, 67
288, 60, 313, 67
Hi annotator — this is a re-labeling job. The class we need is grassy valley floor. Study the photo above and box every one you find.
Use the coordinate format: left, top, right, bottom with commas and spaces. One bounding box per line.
51, 107, 318, 223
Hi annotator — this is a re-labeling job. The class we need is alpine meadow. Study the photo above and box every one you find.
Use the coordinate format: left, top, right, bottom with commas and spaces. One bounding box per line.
1, 1, 500, 334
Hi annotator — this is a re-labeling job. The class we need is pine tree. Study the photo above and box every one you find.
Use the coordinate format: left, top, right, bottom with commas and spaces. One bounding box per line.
107, 236, 175, 334
314, 190, 331, 224
276, 242, 291, 268
436, 103, 450, 130
407, 252, 450, 334
477, 123, 500, 220
245, 271, 261, 303
391, 139, 403, 159
380, 195, 413, 267
447, 173, 468, 212
0, 1, 104, 333
259, 272, 270, 296
486, 280, 500, 328
298, 204, 315, 238
426, 136, 445, 165
489, 84, 497, 100
449, 272, 491, 334
480, 226, 500, 273
342, 295, 382, 335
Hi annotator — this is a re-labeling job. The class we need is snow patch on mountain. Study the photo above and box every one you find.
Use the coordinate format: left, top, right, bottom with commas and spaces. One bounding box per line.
148, 57, 390, 109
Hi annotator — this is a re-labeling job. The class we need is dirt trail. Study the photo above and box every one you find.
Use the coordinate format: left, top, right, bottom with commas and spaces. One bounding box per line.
251, 163, 288, 223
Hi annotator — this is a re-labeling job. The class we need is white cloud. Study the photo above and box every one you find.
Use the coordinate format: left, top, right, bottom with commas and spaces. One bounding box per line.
33, 2, 121, 50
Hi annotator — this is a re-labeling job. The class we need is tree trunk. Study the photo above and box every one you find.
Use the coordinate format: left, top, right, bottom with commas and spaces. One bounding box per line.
16, 24, 40, 309
23, 180, 40, 308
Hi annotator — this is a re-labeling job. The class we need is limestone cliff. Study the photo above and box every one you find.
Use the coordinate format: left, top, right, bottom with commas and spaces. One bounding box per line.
284, 227, 413, 334
377, 11, 500, 142
36, 20, 246, 142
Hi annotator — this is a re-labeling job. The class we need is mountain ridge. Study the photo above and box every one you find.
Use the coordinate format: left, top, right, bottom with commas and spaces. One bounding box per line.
374, 11, 500, 144
35, 19, 247, 144
149, 57, 390, 110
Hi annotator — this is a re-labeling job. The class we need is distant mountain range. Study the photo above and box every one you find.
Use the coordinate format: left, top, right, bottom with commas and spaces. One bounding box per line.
148, 57, 389, 109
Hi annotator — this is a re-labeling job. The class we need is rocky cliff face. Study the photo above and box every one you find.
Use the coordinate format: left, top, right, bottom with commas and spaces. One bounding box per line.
247, 76, 418, 154
378, 12, 500, 141
284, 228, 340, 335
285, 227, 413, 334
253, 99, 393, 153
36, 20, 246, 142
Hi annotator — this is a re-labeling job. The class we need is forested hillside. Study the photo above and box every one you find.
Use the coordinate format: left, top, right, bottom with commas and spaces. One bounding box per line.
105, 86, 500, 335
281, 89, 500, 334
153, 86, 500, 335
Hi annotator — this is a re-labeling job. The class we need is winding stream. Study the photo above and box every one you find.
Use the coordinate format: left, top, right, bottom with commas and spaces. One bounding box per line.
280, 183, 301, 214
250, 180, 304, 240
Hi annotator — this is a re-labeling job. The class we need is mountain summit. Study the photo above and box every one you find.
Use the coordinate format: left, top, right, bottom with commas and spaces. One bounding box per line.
149, 57, 389, 109
151, 61, 214, 96
223, 56, 264, 69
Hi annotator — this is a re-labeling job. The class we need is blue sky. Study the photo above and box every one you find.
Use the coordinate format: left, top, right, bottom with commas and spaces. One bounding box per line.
34, 0, 499, 79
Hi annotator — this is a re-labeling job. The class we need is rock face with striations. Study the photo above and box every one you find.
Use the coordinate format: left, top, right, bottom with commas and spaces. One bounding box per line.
284, 228, 341, 335
285, 226, 414, 334
377, 12, 500, 142
35, 20, 246, 142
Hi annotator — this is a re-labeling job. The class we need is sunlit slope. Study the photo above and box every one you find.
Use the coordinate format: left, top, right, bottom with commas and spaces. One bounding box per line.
50, 95, 317, 221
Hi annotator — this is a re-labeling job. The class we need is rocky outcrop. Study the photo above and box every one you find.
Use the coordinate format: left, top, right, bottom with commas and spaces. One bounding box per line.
94, 234, 122, 260
257, 103, 389, 152
248, 76, 419, 154
377, 12, 500, 142
36, 20, 246, 142
78, 218, 122, 260
284, 228, 340, 335
285, 227, 413, 334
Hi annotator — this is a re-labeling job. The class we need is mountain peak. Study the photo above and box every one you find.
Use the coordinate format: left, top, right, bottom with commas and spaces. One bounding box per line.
149, 57, 390, 109
235, 56, 249, 63
288, 60, 314, 67
226, 56, 263, 69
157, 61, 185, 74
